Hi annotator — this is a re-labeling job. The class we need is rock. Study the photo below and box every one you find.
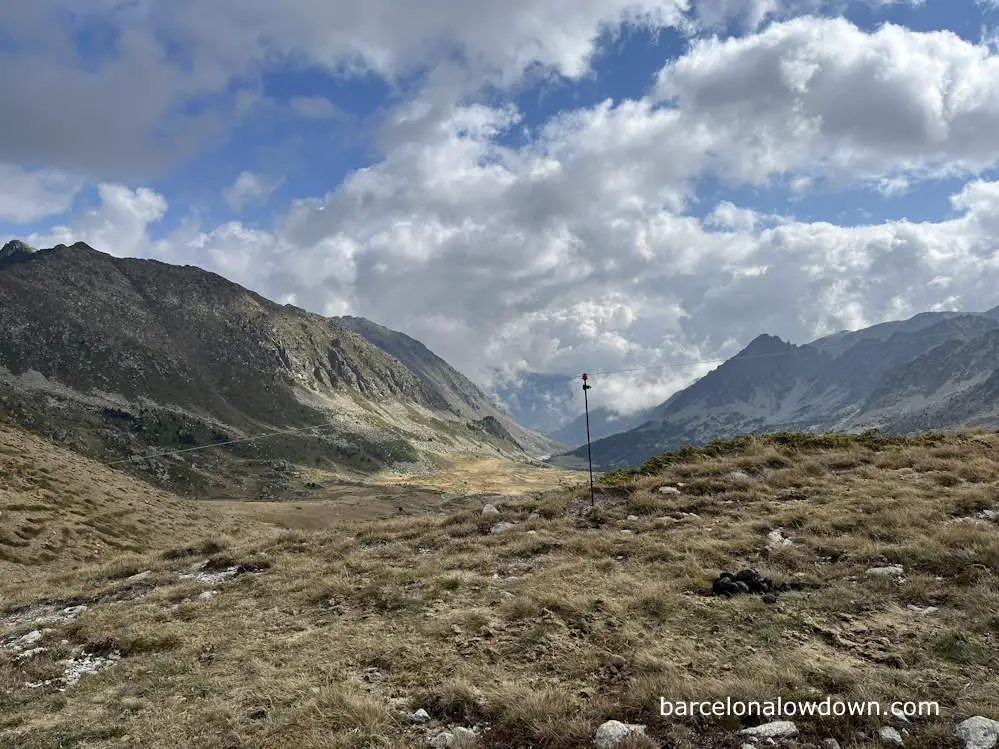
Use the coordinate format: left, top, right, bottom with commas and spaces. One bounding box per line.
739, 721, 798, 739
407, 708, 431, 724
453, 727, 476, 742
627, 515, 640, 521
430, 731, 455, 748
528, 512, 540, 520
906, 605, 938, 616
595, 720, 647, 748
482, 504, 500, 517
658, 486, 681, 495
822, 739, 842, 749
124, 570, 153, 584
727, 470, 753, 484
866, 565, 904, 577
766, 529, 793, 551
880, 726, 904, 745
762, 593, 779, 605
741, 744, 757, 749
955, 717, 999, 749
490, 522, 516, 534
978, 508, 998, 521
198, 590, 218, 601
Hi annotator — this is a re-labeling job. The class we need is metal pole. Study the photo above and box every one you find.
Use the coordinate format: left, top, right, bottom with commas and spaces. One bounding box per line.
582, 373, 594, 507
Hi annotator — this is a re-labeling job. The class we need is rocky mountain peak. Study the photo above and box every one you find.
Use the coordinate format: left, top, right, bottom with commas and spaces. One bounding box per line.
1, 239, 38, 260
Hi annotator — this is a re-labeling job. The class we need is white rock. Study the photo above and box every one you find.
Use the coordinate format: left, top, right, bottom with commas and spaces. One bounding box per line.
955, 717, 999, 749
595, 720, 647, 748
198, 590, 218, 601
741, 744, 757, 749
906, 604, 938, 616
429, 727, 476, 748
978, 508, 998, 521
490, 522, 516, 534
407, 708, 431, 724
728, 470, 753, 484
658, 486, 681, 495
766, 529, 793, 551
866, 565, 904, 577
429, 731, 455, 748
821, 739, 842, 749
740, 721, 799, 739
627, 515, 640, 521
880, 726, 904, 746
125, 570, 153, 584
481, 504, 500, 517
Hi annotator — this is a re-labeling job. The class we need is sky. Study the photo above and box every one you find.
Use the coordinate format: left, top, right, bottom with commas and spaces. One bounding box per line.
3, 0, 999, 415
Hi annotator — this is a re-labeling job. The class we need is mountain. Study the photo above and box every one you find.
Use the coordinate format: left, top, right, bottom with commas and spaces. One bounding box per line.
551, 309, 999, 469
333, 316, 562, 456
0, 240, 552, 496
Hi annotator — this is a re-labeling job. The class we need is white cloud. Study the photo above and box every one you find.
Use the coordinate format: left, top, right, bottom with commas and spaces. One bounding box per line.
655, 17, 999, 183
0, 164, 81, 223
223, 172, 283, 212
14, 13, 999, 417
29, 184, 167, 258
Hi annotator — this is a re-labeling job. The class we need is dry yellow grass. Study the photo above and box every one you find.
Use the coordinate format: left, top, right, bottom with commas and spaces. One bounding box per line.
372, 453, 584, 496
2, 428, 998, 748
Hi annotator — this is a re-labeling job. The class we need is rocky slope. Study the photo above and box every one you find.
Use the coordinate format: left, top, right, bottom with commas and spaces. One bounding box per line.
553, 309, 999, 468
0, 240, 549, 495
334, 316, 562, 456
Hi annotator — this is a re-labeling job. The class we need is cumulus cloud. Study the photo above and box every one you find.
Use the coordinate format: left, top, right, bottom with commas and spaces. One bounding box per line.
0, 164, 81, 223
13, 12, 999, 417
655, 17, 999, 183
223, 172, 283, 212
29, 184, 167, 258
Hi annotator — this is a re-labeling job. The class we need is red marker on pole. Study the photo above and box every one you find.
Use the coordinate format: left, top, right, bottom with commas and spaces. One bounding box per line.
582, 373, 594, 507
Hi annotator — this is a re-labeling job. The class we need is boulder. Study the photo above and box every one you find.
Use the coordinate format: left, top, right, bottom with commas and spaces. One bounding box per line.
879, 726, 904, 746
739, 721, 798, 738
866, 565, 904, 577
955, 717, 999, 749
595, 720, 647, 748
407, 708, 431, 724
481, 504, 500, 517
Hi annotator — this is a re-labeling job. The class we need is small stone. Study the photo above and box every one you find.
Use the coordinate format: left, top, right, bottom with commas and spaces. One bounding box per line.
198, 590, 217, 601
482, 504, 500, 517
627, 515, 640, 521
658, 485, 681, 495
955, 717, 999, 749
866, 565, 904, 576
453, 727, 476, 742
880, 726, 904, 746
124, 570, 153, 584
528, 512, 540, 520
906, 604, 938, 616
490, 522, 516, 534
762, 593, 779, 605
766, 529, 793, 551
430, 731, 456, 749
407, 708, 431, 724
822, 739, 842, 749
740, 721, 798, 739
595, 720, 647, 748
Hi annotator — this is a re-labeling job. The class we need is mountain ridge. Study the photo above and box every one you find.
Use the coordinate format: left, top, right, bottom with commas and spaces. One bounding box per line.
0, 240, 554, 495
550, 308, 999, 469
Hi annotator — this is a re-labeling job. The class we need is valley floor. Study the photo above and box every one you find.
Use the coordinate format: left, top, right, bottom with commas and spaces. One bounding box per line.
1, 426, 998, 748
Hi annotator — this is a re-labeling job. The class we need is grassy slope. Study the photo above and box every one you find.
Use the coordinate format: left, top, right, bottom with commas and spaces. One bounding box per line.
2, 430, 998, 748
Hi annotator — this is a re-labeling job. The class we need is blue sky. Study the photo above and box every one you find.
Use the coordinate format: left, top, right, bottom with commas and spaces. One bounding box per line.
4, 0, 999, 412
